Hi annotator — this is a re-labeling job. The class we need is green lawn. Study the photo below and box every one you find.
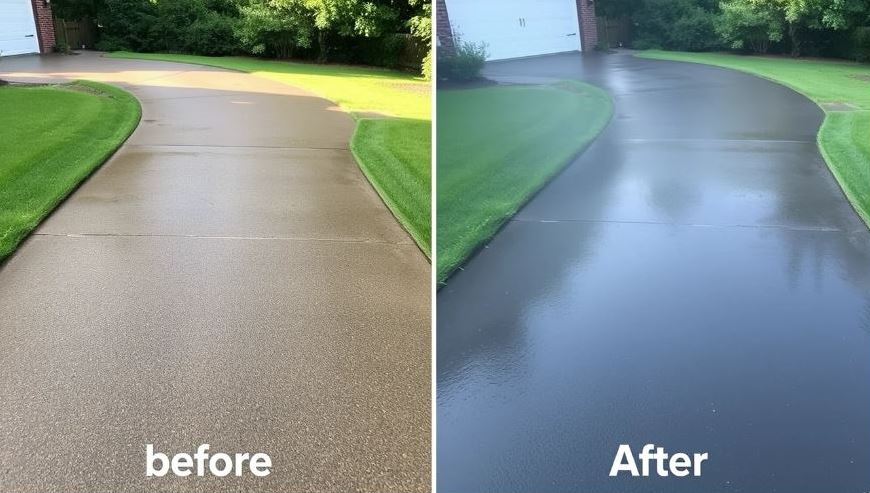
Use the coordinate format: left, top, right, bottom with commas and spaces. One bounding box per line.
437, 81, 613, 282
110, 51, 431, 255
637, 50, 870, 227
0, 81, 140, 260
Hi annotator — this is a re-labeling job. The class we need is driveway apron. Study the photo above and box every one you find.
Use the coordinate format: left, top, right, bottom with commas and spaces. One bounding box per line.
437, 51, 870, 493
0, 53, 429, 493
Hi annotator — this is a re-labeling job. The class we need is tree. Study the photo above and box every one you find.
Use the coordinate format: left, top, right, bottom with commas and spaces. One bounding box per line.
774, 0, 867, 55
282, 0, 398, 60
408, 0, 431, 79
716, 0, 784, 53
717, 0, 867, 55
237, 0, 316, 58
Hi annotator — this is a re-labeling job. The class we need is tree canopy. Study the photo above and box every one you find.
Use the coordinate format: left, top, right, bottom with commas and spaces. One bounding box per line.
597, 0, 870, 59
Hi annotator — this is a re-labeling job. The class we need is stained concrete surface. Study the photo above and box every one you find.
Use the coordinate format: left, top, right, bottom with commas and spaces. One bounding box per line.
0, 53, 429, 492
437, 51, 870, 492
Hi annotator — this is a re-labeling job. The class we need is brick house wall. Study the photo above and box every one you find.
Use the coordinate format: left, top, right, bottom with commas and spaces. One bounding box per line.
30, 0, 56, 54
435, 0, 454, 52
437, 0, 598, 54
576, 0, 599, 51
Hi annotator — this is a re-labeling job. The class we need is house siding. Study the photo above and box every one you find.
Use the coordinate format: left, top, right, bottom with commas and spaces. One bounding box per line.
30, 0, 55, 54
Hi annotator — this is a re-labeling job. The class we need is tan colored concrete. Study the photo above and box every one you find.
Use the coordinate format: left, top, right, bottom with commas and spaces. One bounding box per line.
0, 52, 429, 492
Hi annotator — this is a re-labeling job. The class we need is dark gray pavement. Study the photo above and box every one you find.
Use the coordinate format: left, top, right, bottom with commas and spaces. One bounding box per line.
437, 51, 870, 492
0, 53, 429, 492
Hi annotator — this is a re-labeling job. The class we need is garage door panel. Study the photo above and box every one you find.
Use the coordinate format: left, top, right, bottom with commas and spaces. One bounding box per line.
0, 0, 40, 56
446, 0, 580, 61
446, 0, 524, 61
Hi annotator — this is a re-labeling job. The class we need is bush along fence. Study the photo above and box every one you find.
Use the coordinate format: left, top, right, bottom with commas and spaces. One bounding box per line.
593, 0, 870, 61
49, 0, 432, 77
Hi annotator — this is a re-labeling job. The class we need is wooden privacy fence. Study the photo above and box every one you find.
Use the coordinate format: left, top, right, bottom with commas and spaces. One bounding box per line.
53, 18, 97, 51
596, 17, 632, 49
397, 33, 428, 71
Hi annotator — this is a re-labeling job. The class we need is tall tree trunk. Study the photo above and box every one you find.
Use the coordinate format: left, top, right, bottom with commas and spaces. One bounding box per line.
789, 22, 800, 57
317, 31, 328, 63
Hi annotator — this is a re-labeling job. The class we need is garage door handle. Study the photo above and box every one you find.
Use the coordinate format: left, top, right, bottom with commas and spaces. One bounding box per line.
25, 34, 35, 37
566, 33, 577, 36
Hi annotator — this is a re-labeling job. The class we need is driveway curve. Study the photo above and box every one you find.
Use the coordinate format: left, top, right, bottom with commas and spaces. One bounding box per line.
438, 51, 870, 492
0, 52, 429, 492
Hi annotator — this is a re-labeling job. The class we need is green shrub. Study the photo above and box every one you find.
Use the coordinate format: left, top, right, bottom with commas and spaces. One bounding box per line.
96, 0, 239, 54
421, 49, 433, 80
716, 0, 784, 53
236, 0, 315, 58
438, 40, 487, 81
93, 0, 427, 69
633, 0, 719, 51
186, 10, 238, 55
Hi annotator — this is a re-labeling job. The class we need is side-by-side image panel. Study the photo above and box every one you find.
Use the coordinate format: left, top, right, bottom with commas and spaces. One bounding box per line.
435, 0, 870, 492
0, 1, 432, 491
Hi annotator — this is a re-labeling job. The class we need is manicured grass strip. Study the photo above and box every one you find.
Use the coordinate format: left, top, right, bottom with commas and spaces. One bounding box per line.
437, 81, 613, 281
352, 118, 431, 256
0, 81, 141, 260
109, 51, 429, 119
109, 52, 431, 255
636, 50, 870, 226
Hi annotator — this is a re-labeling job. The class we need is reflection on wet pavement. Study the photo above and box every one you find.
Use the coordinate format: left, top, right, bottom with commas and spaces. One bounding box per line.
437, 51, 870, 493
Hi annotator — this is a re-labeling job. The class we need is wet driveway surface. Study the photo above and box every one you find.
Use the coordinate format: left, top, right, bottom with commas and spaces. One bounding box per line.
437, 51, 870, 492
0, 53, 429, 492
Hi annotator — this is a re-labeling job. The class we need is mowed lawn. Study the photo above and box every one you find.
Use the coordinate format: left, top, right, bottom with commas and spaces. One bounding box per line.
110, 52, 432, 256
437, 81, 612, 282
0, 82, 140, 260
637, 50, 870, 226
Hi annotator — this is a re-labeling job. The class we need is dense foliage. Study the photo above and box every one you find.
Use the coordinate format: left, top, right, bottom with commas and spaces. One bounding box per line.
52, 0, 431, 75
599, 0, 870, 60
437, 40, 487, 81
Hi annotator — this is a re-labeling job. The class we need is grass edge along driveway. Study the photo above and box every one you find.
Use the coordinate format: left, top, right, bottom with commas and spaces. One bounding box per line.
637, 50, 870, 228
0, 81, 141, 260
110, 52, 432, 257
437, 80, 613, 282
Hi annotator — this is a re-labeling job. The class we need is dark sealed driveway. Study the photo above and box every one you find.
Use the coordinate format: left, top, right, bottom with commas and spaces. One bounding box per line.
0, 53, 429, 492
437, 51, 870, 492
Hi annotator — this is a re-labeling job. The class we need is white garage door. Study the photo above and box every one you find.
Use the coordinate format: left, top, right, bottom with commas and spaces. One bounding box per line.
446, 0, 581, 61
0, 0, 40, 56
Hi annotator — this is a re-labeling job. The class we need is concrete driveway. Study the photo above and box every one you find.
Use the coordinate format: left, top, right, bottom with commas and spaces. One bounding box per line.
0, 53, 429, 492
437, 51, 870, 492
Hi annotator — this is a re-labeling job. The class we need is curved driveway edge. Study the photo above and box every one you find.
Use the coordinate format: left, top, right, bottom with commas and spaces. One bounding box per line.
0, 52, 429, 492
437, 51, 870, 492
